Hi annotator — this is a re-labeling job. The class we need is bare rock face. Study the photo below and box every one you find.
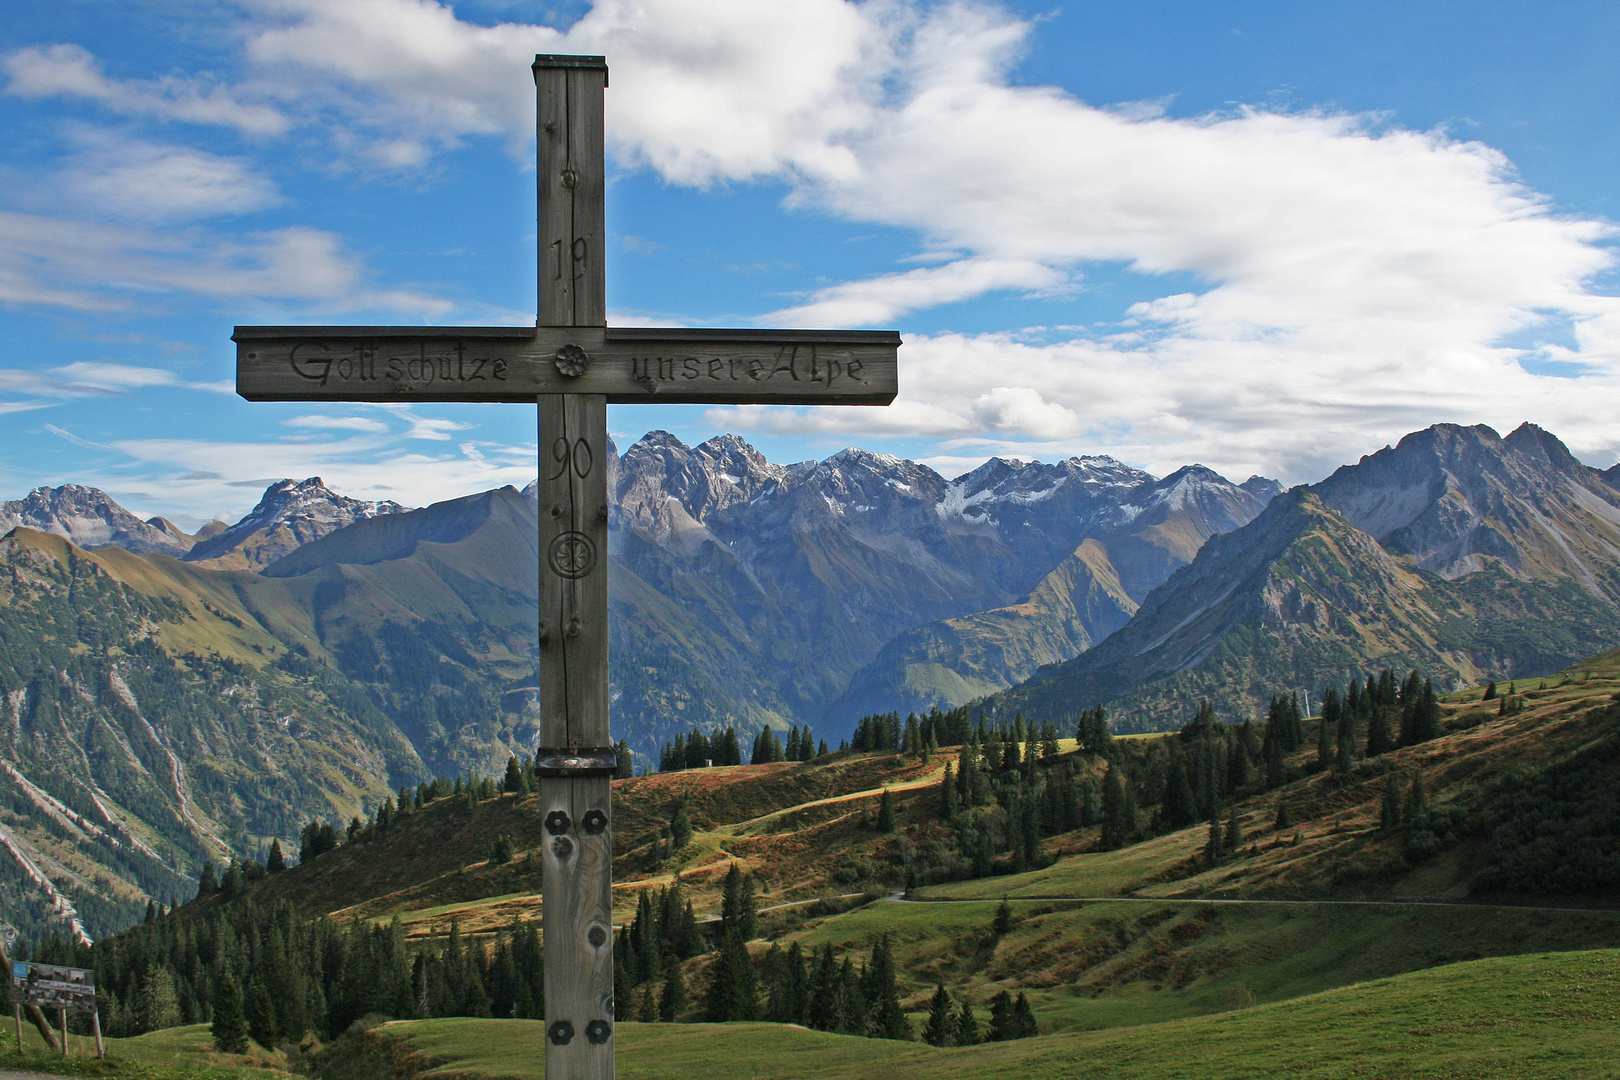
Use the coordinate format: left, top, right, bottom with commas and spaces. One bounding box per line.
608, 432, 1277, 722
184, 477, 409, 571
1313, 423, 1620, 597
0, 485, 192, 556
992, 423, 1620, 732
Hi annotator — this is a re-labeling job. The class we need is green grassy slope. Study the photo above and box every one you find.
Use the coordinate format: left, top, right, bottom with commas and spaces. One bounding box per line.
370, 947, 1620, 1080
776, 895, 1620, 1034
995, 490, 1620, 731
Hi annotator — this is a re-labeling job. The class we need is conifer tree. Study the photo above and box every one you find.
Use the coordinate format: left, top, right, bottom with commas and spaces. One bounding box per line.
719, 864, 758, 942
211, 973, 249, 1053
1011, 992, 1038, 1038
1040, 721, 1060, 760
1274, 801, 1292, 831
669, 800, 693, 850
987, 990, 1017, 1041
941, 762, 958, 819
245, 980, 278, 1047
1365, 706, 1394, 757
659, 963, 686, 1022
1405, 774, 1429, 821
806, 944, 840, 1031
817, 739, 829, 757
992, 898, 1015, 936
135, 967, 182, 1033
266, 839, 286, 875
862, 935, 910, 1040
503, 754, 525, 793
221, 862, 242, 900
704, 933, 758, 1022
923, 982, 955, 1046
719, 727, 743, 766
1205, 815, 1224, 863
1223, 804, 1243, 851
877, 788, 896, 833
197, 862, 219, 899
953, 997, 979, 1045
1410, 680, 1442, 743
1380, 773, 1403, 831
1100, 761, 1128, 849
1076, 706, 1113, 753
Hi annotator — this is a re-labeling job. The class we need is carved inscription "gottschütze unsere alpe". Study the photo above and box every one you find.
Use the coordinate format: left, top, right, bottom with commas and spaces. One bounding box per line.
233, 326, 899, 406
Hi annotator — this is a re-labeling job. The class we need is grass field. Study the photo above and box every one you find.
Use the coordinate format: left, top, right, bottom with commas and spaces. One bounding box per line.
369, 947, 1620, 1080
775, 894, 1620, 1033
4, 1023, 288, 1080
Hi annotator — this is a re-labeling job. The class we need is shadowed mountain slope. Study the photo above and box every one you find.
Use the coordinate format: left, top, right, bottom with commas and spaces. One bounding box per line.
993, 424, 1620, 729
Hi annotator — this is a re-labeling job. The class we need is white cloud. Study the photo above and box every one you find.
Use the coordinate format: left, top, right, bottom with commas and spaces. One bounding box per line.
0, 210, 453, 315
0, 361, 178, 398
243, 0, 879, 176
765, 258, 1066, 327
284, 414, 390, 433
62, 132, 283, 222
12, 1, 1620, 484
44, 424, 118, 451
2, 43, 288, 136
104, 433, 535, 521
405, 416, 475, 440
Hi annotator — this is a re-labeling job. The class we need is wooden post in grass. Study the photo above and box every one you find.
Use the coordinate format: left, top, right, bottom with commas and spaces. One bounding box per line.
233, 55, 899, 1080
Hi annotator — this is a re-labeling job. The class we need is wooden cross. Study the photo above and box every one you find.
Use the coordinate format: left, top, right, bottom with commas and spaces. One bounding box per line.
232, 55, 898, 1080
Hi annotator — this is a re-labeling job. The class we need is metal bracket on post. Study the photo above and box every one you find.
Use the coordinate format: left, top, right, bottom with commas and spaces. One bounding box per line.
534, 748, 618, 777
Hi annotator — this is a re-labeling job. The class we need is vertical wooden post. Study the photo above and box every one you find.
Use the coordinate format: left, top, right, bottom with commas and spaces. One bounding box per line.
533, 54, 614, 1080
535, 54, 607, 331
91, 1008, 103, 1059
13, 1004, 21, 1056
58, 1008, 66, 1057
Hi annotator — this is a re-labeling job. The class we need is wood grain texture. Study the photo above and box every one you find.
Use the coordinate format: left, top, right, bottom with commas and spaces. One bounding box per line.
535, 58, 606, 328
233, 327, 898, 405
538, 393, 609, 749
540, 774, 613, 1080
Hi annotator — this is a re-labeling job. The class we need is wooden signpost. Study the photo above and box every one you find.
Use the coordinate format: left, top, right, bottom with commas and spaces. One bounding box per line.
234, 55, 898, 1080
9, 961, 101, 1058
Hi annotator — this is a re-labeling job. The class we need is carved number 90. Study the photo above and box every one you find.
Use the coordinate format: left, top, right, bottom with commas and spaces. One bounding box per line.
549, 437, 593, 480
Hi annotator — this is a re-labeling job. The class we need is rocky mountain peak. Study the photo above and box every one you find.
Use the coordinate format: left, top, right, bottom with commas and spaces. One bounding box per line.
1312, 421, 1620, 588
1241, 476, 1284, 501
184, 477, 408, 569
0, 484, 191, 557
615, 431, 783, 541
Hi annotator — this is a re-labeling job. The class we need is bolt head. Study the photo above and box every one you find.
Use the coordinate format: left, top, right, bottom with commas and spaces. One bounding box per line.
544, 810, 571, 835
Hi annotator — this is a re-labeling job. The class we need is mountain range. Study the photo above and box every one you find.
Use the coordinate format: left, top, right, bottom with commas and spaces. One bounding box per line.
995, 422, 1620, 729
6, 419, 1620, 943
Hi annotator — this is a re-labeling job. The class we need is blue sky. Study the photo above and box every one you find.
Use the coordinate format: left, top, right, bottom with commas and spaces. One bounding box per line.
3, 1, 1620, 528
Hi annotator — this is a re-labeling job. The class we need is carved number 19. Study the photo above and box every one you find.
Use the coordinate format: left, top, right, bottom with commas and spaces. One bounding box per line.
551, 238, 589, 281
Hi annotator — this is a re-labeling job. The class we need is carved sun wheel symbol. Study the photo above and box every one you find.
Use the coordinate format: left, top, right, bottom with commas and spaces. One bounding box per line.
548, 531, 596, 579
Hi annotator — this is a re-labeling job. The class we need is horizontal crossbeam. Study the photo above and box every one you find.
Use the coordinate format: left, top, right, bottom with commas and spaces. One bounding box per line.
233, 325, 899, 405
